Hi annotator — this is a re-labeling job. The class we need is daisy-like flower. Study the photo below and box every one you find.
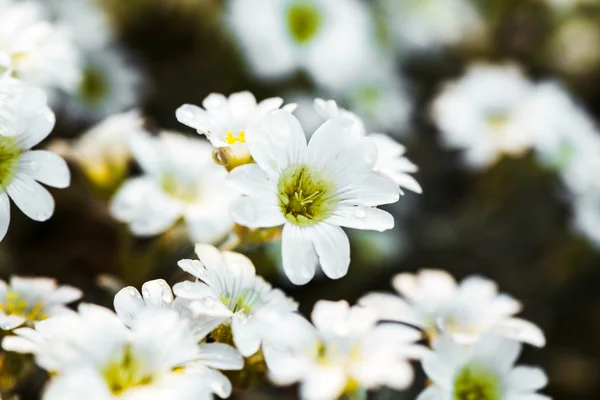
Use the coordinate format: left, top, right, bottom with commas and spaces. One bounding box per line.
0, 0, 82, 92
432, 64, 535, 168
314, 98, 421, 194
176, 91, 296, 171
225, 0, 377, 89
110, 131, 237, 244
26, 304, 243, 399
227, 109, 401, 285
0, 78, 70, 241
173, 244, 298, 357
264, 300, 424, 400
0, 276, 81, 331
418, 334, 550, 400
359, 269, 546, 347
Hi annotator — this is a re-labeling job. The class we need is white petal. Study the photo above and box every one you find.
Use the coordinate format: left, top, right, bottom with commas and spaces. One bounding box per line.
7, 175, 54, 221
0, 315, 26, 330
0, 192, 10, 241
2, 335, 38, 354
358, 292, 421, 326
141, 279, 173, 306
15, 107, 55, 150
226, 163, 277, 197
306, 116, 367, 169
197, 343, 244, 370
230, 197, 285, 228
472, 334, 521, 374
392, 270, 457, 301
113, 286, 145, 326
337, 173, 401, 206
18, 151, 70, 188
311, 223, 350, 280
232, 314, 261, 357
176, 104, 210, 133
300, 366, 347, 400
47, 286, 82, 304
328, 206, 394, 232
281, 224, 317, 285
493, 318, 546, 348
506, 366, 548, 392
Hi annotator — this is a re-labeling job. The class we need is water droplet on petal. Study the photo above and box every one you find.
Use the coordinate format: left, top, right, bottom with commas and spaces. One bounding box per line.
202, 297, 215, 308
128, 288, 138, 297
355, 208, 366, 218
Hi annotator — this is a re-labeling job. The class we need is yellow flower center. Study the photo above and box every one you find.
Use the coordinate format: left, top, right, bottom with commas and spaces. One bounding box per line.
453, 363, 502, 400
0, 136, 21, 190
286, 2, 323, 45
102, 345, 154, 395
160, 172, 198, 203
224, 130, 246, 145
0, 291, 47, 322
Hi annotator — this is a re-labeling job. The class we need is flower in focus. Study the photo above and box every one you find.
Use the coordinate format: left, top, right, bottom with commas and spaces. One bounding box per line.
176, 91, 296, 171
359, 269, 546, 347
314, 98, 422, 194
110, 131, 237, 244
26, 304, 243, 399
174, 244, 298, 357
227, 109, 401, 284
432, 64, 535, 168
0, 78, 71, 241
0, 0, 82, 92
0, 276, 81, 331
418, 334, 549, 400
264, 300, 424, 400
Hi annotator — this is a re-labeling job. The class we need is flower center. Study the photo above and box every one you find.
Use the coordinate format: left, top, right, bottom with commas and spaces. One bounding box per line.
224, 130, 245, 145
0, 136, 20, 190
102, 345, 154, 395
453, 363, 502, 400
0, 290, 47, 322
277, 164, 338, 227
487, 113, 510, 131
220, 288, 261, 314
286, 2, 323, 45
79, 65, 109, 105
160, 172, 198, 203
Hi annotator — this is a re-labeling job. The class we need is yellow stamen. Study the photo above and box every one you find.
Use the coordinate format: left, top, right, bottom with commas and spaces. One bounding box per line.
225, 130, 246, 145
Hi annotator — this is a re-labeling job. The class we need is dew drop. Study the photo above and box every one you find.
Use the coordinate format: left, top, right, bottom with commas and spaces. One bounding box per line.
354, 208, 367, 218
128, 288, 138, 297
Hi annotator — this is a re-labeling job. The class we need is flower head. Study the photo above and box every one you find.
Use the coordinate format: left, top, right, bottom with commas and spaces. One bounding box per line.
228, 109, 400, 284
359, 269, 546, 347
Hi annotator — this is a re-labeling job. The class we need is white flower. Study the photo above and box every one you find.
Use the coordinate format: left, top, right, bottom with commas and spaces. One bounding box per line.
28, 304, 243, 399
359, 269, 546, 347
314, 98, 421, 194
572, 192, 600, 248
110, 131, 237, 243
432, 64, 535, 168
378, 0, 484, 52
264, 300, 424, 400
225, 0, 378, 90
0, 276, 81, 331
176, 91, 296, 170
0, 78, 70, 241
418, 334, 550, 400
173, 244, 298, 357
227, 109, 401, 284
0, 0, 82, 91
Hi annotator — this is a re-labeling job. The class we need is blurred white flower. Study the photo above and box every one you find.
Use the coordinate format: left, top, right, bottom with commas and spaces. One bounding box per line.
378, 0, 484, 52
227, 110, 400, 285
110, 131, 237, 243
432, 64, 535, 168
314, 98, 421, 194
174, 244, 298, 357
176, 91, 296, 171
359, 269, 546, 347
572, 193, 600, 248
550, 18, 600, 77
264, 300, 424, 400
0, 0, 82, 92
0, 276, 80, 331
0, 78, 70, 241
27, 304, 242, 399
418, 334, 549, 400
226, 0, 378, 90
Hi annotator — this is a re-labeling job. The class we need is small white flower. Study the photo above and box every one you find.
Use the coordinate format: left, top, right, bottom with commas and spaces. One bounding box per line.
227, 109, 401, 284
0, 0, 82, 92
0, 77, 71, 241
0, 276, 81, 331
110, 131, 237, 243
314, 98, 422, 194
264, 300, 424, 400
174, 244, 298, 357
28, 304, 243, 399
432, 64, 535, 168
418, 334, 550, 400
176, 91, 296, 170
359, 269, 546, 347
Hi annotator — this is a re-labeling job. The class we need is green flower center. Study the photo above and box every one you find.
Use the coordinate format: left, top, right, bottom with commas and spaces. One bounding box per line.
0, 290, 47, 323
79, 66, 108, 105
278, 164, 338, 227
286, 2, 323, 45
102, 345, 154, 395
453, 363, 502, 400
0, 136, 21, 190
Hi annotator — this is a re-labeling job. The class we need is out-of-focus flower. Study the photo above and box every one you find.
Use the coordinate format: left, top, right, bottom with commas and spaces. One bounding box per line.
314, 98, 421, 194
264, 300, 424, 400
174, 244, 298, 357
225, 0, 378, 90
549, 17, 600, 77
359, 269, 546, 347
378, 0, 484, 52
418, 334, 549, 400
227, 110, 400, 285
176, 91, 296, 171
110, 131, 237, 244
0, 0, 82, 92
432, 64, 535, 168
572, 193, 600, 248
0, 78, 70, 241
0, 276, 80, 331
21, 304, 243, 399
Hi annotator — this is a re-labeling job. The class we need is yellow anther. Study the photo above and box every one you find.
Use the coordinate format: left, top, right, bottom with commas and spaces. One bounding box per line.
224, 130, 246, 145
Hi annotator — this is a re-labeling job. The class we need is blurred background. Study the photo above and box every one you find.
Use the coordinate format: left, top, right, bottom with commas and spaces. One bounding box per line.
2, 0, 600, 398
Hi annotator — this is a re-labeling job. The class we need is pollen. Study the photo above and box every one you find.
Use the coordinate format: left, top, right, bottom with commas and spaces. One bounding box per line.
453, 363, 502, 400
0, 290, 47, 322
225, 130, 246, 145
